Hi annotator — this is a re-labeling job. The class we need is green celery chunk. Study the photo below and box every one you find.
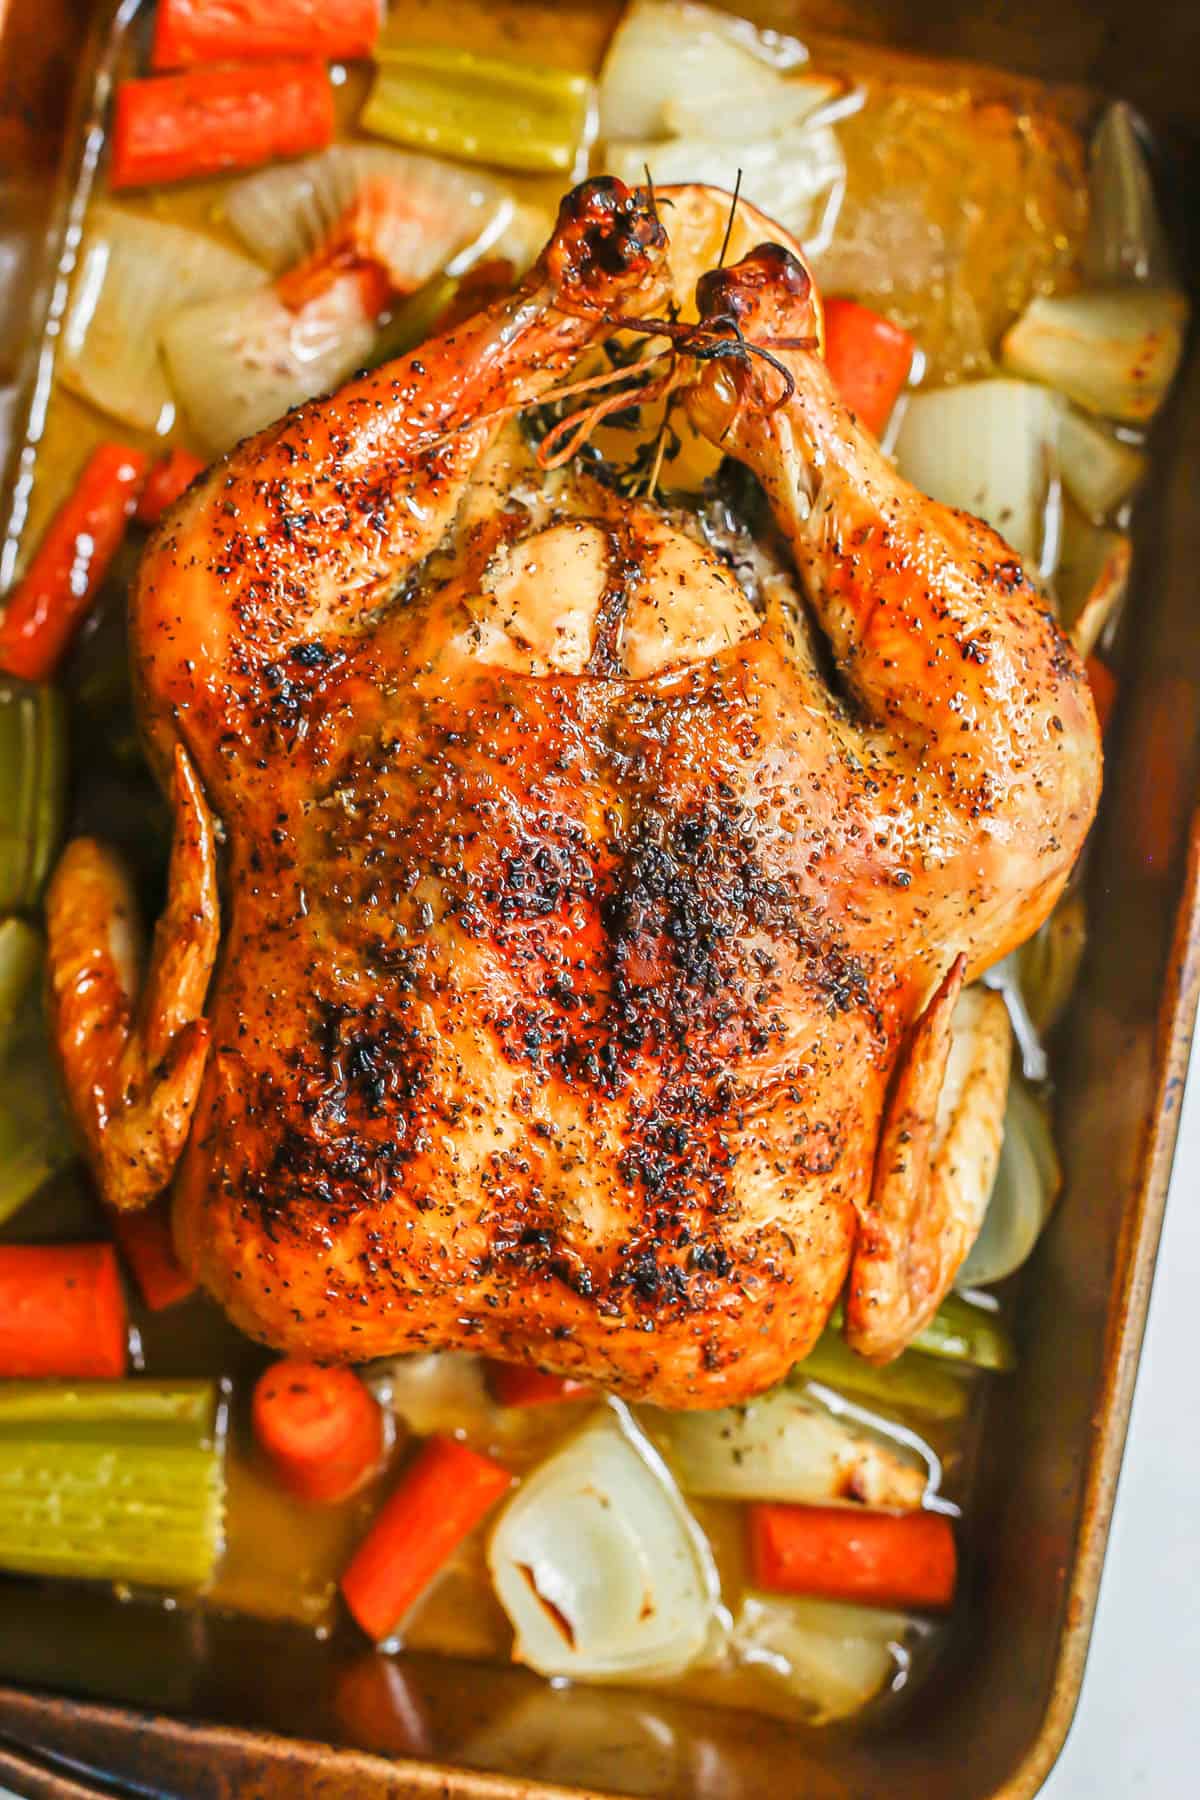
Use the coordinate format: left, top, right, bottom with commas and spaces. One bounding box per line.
0, 678, 67, 913
0, 917, 41, 1041
913, 1293, 1016, 1372
0, 1381, 226, 1589
0, 946, 73, 1227
824, 1293, 1016, 1374
366, 271, 462, 370
364, 44, 593, 174
795, 1331, 968, 1421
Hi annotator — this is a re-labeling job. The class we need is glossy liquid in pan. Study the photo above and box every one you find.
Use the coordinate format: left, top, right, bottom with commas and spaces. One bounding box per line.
0, 2, 1196, 1796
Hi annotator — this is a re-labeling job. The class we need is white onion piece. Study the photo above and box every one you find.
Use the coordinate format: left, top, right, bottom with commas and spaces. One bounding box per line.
1056, 407, 1145, 522
1016, 892, 1088, 1036
162, 275, 379, 453
932, 985, 1013, 1278
1059, 524, 1131, 660
664, 72, 843, 142
645, 1387, 927, 1507
461, 1686, 688, 1794
223, 145, 511, 283
604, 125, 844, 247
365, 1353, 501, 1441
982, 954, 1047, 1084
1001, 288, 1187, 425
732, 1594, 916, 1724
597, 0, 807, 142
894, 379, 1060, 568
488, 1405, 720, 1681
1086, 103, 1173, 288
958, 1076, 1061, 1288
60, 207, 262, 435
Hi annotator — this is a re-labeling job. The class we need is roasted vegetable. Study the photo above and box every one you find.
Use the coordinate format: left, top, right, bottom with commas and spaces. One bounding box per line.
645, 1387, 929, 1508
0, 678, 67, 910
894, 379, 1060, 568
1002, 289, 1187, 426
488, 1407, 719, 1681
342, 1434, 510, 1642
0, 1380, 225, 1588
364, 44, 592, 175
61, 208, 261, 434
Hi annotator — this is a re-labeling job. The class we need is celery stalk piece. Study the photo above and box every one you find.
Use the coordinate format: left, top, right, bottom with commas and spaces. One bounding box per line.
913, 1293, 1016, 1372
0, 1380, 226, 1589
363, 45, 594, 175
365, 271, 462, 370
825, 1294, 1016, 1373
0, 678, 67, 913
0, 952, 74, 1228
0, 918, 41, 1042
795, 1331, 969, 1421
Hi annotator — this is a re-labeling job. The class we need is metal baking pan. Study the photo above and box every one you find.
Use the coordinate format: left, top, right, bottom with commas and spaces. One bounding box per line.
0, 1, 1196, 1794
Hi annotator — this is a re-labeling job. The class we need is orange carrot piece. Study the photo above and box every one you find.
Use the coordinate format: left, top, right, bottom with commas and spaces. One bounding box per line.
0, 1244, 128, 1378
110, 60, 334, 190
0, 444, 145, 682
748, 1503, 957, 1612
111, 1201, 196, 1312
341, 1434, 512, 1641
823, 297, 916, 439
253, 1359, 385, 1504
136, 449, 207, 526
485, 1360, 593, 1408
1086, 654, 1118, 735
152, 0, 380, 71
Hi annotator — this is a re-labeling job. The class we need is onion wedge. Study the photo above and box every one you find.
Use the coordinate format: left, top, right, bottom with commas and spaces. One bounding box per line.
894, 379, 1060, 568
605, 125, 844, 247
644, 1387, 929, 1508
598, 0, 808, 141
488, 1405, 720, 1681
222, 145, 511, 283
1057, 407, 1146, 522
1086, 103, 1173, 288
161, 276, 379, 453
958, 1077, 1061, 1288
732, 1594, 918, 1723
60, 207, 261, 435
1002, 288, 1188, 425
1056, 519, 1132, 658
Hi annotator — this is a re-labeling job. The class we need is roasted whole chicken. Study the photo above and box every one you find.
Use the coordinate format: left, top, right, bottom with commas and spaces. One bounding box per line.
46, 180, 1101, 1405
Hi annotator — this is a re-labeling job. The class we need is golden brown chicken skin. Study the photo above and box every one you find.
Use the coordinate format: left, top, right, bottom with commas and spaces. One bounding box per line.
45, 181, 1100, 1404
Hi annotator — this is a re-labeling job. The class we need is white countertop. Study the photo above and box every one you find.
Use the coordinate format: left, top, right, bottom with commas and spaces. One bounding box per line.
1040, 1046, 1200, 1797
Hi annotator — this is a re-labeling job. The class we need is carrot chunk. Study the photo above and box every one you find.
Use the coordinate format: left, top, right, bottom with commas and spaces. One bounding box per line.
111, 1201, 196, 1312
0, 1244, 128, 1378
341, 1434, 511, 1641
485, 1360, 593, 1408
110, 60, 334, 189
822, 297, 916, 438
748, 1502, 957, 1611
0, 444, 145, 682
136, 449, 207, 526
253, 1359, 385, 1505
152, 0, 381, 71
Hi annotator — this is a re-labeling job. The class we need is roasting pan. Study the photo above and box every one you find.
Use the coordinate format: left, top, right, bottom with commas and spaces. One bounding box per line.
0, 1, 1197, 1794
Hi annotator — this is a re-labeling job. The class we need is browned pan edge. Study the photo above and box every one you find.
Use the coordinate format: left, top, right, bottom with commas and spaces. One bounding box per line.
1, 1, 1198, 1796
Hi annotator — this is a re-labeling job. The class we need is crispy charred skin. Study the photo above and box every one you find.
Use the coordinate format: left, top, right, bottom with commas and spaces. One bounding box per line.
684, 244, 1101, 1358
44, 191, 1101, 1403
